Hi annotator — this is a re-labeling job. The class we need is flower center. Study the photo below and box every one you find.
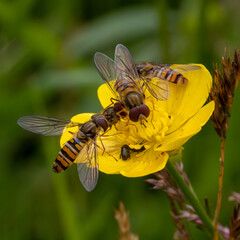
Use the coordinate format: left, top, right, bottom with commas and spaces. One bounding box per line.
100, 99, 173, 159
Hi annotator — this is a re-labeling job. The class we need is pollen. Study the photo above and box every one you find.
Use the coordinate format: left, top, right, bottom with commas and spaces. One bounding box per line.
102, 98, 172, 160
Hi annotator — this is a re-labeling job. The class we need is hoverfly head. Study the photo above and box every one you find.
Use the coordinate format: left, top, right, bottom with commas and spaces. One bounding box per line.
91, 114, 109, 132
129, 104, 150, 122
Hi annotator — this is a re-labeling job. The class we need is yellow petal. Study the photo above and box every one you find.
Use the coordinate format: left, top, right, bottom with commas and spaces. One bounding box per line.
157, 100, 215, 151
158, 64, 212, 133
97, 82, 117, 108
98, 149, 169, 177
60, 113, 93, 147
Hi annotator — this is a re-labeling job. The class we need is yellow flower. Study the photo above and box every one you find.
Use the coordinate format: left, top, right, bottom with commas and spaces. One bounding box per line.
60, 64, 214, 178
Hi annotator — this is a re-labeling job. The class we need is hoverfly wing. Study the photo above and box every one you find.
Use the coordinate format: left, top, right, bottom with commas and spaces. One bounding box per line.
94, 52, 119, 100
17, 115, 81, 136
114, 44, 144, 95
145, 79, 170, 101
76, 140, 99, 192
170, 64, 201, 73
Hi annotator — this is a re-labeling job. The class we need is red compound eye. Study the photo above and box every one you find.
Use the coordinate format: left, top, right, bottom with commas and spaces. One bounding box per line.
96, 118, 108, 132
114, 102, 123, 112
129, 107, 140, 122
129, 104, 150, 122
139, 104, 150, 118
114, 102, 127, 117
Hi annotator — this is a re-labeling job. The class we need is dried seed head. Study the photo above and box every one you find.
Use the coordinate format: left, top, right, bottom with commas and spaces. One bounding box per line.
209, 49, 240, 139
229, 204, 240, 240
171, 210, 190, 240
229, 192, 240, 204
146, 169, 185, 202
114, 202, 138, 240
147, 162, 230, 239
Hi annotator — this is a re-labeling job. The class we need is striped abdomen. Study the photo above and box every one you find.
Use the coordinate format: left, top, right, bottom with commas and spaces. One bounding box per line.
53, 137, 85, 173
137, 63, 187, 85
114, 79, 139, 101
150, 66, 187, 84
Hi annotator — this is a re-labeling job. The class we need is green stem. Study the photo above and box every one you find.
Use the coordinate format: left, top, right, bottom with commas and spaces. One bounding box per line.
166, 160, 214, 236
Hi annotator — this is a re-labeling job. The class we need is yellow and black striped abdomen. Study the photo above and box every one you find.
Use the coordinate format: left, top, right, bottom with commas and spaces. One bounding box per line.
151, 66, 187, 85
114, 79, 139, 101
53, 137, 85, 173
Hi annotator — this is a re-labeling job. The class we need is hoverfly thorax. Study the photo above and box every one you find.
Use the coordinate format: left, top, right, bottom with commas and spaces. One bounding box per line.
120, 145, 131, 160
124, 91, 143, 108
102, 107, 120, 125
120, 145, 146, 160
80, 120, 97, 137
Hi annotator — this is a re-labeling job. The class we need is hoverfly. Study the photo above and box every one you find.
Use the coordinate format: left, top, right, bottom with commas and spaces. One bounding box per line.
136, 62, 201, 85
94, 44, 170, 123
17, 107, 119, 192
120, 145, 145, 161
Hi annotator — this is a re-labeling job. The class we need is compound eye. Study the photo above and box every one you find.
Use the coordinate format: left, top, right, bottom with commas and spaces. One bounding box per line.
129, 107, 140, 122
96, 118, 108, 132
91, 114, 98, 120
139, 104, 150, 118
114, 102, 127, 117
114, 102, 123, 112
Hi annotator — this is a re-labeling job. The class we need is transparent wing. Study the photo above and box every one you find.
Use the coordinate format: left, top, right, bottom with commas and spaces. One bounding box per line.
170, 64, 201, 73
17, 115, 81, 136
145, 79, 170, 100
114, 44, 144, 95
94, 52, 119, 100
76, 140, 99, 192
136, 63, 201, 74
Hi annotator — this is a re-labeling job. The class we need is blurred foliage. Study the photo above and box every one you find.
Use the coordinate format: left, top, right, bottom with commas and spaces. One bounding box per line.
1, 0, 240, 239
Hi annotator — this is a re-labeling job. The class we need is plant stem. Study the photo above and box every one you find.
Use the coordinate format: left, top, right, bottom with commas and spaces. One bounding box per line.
213, 138, 226, 240
166, 160, 214, 237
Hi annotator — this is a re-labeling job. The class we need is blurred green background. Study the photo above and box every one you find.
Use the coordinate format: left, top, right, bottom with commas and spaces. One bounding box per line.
1, 0, 240, 239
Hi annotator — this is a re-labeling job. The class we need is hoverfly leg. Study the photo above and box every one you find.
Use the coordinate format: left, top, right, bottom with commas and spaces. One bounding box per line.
105, 98, 119, 109
117, 108, 127, 119
96, 143, 118, 161
110, 97, 119, 105
127, 123, 138, 133
150, 115, 155, 129
139, 114, 148, 128
141, 80, 147, 91
98, 135, 106, 156
114, 123, 118, 131
141, 121, 146, 128
100, 130, 123, 138
101, 126, 111, 136
124, 117, 129, 127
